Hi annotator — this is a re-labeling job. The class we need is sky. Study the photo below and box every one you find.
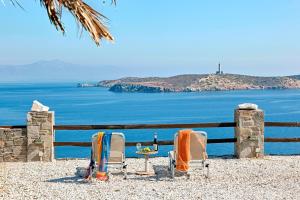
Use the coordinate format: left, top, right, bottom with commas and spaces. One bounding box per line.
0, 0, 300, 76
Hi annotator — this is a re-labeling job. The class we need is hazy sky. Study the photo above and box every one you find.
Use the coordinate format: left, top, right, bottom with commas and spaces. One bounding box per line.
0, 0, 300, 76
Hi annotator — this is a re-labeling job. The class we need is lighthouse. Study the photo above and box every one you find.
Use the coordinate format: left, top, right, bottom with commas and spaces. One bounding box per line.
216, 63, 223, 75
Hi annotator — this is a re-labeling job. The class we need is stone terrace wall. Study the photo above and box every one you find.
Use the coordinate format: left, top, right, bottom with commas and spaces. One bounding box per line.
0, 111, 54, 163
0, 128, 27, 162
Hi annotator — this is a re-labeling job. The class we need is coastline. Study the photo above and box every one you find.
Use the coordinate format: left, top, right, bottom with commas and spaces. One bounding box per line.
92, 74, 300, 93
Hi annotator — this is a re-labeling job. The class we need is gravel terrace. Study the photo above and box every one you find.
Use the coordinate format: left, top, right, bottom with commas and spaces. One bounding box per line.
0, 156, 300, 200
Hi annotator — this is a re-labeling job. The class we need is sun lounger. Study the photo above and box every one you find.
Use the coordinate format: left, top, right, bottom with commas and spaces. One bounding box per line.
168, 130, 209, 179
91, 132, 127, 179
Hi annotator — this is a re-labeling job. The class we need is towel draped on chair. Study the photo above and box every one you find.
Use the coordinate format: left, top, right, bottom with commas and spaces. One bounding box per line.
85, 132, 112, 181
176, 129, 192, 172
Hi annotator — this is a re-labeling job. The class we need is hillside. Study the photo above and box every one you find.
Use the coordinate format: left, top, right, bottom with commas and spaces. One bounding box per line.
98, 74, 300, 93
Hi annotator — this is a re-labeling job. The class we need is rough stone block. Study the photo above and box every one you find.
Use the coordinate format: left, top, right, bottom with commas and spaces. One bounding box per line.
27, 144, 43, 162
27, 126, 40, 139
3, 153, 13, 161
242, 121, 254, 127
13, 138, 26, 146
235, 108, 264, 158
4, 131, 13, 140
27, 111, 54, 162
0, 128, 28, 162
41, 122, 52, 130
13, 146, 27, 156
12, 129, 24, 137
5, 141, 13, 147
39, 130, 50, 136
4, 147, 13, 153
0, 140, 5, 148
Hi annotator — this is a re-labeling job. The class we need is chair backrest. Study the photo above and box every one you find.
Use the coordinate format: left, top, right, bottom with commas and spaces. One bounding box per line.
174, 130, 207, 161
92, 132, 125, 163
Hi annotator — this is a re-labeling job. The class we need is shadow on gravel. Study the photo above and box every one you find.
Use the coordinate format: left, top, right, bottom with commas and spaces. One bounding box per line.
46, 176, 88, 184
153, 165, 171, 180
128, 165, 173, 182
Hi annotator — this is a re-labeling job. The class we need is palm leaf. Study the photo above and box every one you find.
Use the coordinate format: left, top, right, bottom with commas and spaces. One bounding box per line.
8, 0, 115, 45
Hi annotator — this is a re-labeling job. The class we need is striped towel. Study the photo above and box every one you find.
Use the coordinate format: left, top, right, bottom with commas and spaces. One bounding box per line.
96, 132, 112, 180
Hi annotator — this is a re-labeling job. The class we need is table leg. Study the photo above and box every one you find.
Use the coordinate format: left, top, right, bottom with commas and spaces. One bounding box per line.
145, 155, 149, 172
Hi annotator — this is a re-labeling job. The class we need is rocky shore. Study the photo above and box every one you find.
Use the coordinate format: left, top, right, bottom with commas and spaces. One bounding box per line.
1, 156, 299, 199
98, 74, 300, 93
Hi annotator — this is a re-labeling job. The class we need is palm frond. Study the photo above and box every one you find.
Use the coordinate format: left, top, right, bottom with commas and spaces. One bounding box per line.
7, 0, 24, 9
8, 0, 116, 45
60, 0, 114, 45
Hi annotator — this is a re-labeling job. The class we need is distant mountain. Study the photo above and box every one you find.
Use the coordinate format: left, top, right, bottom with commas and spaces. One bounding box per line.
0, 60, 125, 83
98, 74, 300, 93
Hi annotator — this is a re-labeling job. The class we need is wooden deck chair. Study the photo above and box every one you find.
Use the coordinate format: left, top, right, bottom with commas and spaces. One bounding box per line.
168, 130, 209, 179
92, 132, 127, 179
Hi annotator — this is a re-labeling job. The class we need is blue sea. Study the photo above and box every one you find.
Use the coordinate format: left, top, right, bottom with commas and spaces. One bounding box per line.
0, 83, 299, 158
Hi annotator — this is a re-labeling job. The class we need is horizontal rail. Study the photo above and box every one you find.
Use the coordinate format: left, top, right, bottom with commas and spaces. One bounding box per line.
54, 137, 300, 147
53, 122, 236, 130
1, 122, 300, 130
265, 122, 300, 127
0, 125, 26, 129
54, 138, 237, 147
265, 138, 300, 142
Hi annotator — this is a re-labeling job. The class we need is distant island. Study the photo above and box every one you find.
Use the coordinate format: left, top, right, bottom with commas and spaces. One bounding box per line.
77, 64, 300, 93
77, 83, 98, 88
93, 73, 300, 93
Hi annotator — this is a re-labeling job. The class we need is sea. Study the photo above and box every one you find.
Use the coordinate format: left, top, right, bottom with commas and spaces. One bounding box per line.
0, 83, 299, 158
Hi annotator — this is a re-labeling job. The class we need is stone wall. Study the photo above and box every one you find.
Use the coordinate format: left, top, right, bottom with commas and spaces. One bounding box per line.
234, 109, 264, 158
0, 128, 27, 162
27, 111, 55, 162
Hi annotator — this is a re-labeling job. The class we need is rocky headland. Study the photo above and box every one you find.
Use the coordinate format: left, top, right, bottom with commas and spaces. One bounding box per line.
97, 74, 300, 93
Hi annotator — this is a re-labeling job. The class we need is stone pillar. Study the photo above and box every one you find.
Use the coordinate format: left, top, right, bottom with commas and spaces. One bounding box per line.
27, 111, 55, 162
234, 108, 264, 158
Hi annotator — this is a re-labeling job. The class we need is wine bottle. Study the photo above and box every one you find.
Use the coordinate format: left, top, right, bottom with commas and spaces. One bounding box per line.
153, 132, 158, 151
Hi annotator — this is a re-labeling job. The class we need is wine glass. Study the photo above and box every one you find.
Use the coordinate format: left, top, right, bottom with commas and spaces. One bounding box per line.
136, 143, 142, 152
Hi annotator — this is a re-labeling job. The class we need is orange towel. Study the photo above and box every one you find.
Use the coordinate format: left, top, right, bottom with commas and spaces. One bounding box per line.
176, 129, 192, 172
96, 132, 108, 181
97, 132, 104, 164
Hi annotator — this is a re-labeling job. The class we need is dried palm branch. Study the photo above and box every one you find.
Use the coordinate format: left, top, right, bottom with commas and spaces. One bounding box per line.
8, 0, 115, 45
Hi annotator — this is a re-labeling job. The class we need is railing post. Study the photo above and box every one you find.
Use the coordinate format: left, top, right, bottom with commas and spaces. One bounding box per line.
234, 107, 264, 158
27, 111, 55, 162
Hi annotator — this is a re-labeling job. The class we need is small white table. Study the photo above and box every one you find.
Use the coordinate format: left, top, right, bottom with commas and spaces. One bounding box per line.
136, 151, 158, 175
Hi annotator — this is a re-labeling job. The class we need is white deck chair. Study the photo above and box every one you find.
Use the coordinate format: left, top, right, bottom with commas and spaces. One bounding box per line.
92, 132, 127, 179
168, 130, 209, 179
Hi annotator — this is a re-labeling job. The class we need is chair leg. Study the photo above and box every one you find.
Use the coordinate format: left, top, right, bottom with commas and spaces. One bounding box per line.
168, 152, 175, 179
168, 152, 171, 171
123, 164, 128, 180
171, 164, 175, 179
205, 163, 210, 178
186, 172, 191, 180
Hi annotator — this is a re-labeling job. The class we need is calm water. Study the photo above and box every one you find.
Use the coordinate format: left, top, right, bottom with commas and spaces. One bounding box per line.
0, 83, 299, 158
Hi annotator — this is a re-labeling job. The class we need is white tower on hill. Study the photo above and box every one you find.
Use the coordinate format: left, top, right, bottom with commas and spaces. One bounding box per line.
216, 63, 224, 75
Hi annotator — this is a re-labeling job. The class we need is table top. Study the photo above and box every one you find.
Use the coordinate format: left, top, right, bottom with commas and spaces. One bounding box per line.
136, 151, 158, 155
